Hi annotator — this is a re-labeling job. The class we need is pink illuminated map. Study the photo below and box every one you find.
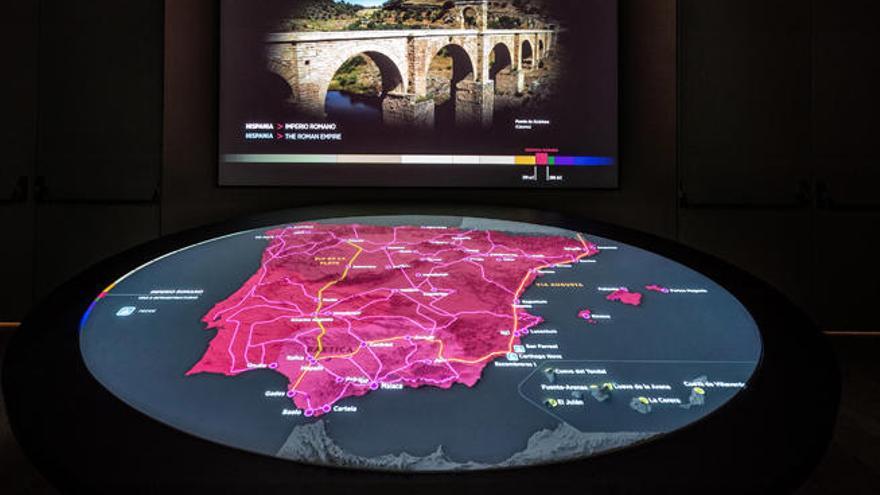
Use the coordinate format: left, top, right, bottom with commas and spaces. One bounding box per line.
187, 223, 598, 417
577, 309, 596, 323
645, 284, 671, 294
605, 288, 643, 306
78, 215, 763, 471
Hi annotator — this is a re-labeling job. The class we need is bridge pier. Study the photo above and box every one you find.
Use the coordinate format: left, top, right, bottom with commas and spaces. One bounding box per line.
298, 88, 328, 117
455, 80, 494, 128
495, 69, 525, 95
266, 43, 339, 118
382, 93, 435, 128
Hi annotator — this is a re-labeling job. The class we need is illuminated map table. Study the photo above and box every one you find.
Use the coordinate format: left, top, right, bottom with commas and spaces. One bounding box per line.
2, 205, 839, 493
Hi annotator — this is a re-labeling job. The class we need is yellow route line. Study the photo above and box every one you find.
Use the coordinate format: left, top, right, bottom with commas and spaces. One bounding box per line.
290, 235, 594, 389
445, 350, 507, 365
318, 350, 360, 360
290, 242, 364, 392
314, 243, 364, 358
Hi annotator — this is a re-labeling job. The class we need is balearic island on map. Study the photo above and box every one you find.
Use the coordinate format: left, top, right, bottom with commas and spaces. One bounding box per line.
186, 223, 598, 417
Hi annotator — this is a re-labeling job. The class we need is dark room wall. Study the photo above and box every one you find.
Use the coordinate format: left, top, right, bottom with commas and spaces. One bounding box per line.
1, 0, 877, 333
0, 0, 164, 320
0, 2, 38, 322
678, 0, 880, 331
809, 0, 880, 331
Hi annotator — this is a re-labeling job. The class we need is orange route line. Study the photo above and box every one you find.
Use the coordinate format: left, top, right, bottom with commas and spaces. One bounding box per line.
290, 242, 364, 392
314, 243, 364, 358
442, 233, 593, 365
290, 234, 594, 389
320, 337, 441, 361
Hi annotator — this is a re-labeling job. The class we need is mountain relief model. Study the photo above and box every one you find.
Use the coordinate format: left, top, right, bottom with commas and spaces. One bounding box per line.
276, 419, 652, 471
188, 223, 597, 417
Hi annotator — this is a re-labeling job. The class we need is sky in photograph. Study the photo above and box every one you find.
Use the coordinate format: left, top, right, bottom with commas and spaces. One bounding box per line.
345, 0, 387, 7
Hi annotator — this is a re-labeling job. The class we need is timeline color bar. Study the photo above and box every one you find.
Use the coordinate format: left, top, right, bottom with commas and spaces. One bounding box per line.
224, 154, 614, 167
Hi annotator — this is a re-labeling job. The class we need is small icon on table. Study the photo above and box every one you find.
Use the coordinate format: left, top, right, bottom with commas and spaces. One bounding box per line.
116, 307, 137, 317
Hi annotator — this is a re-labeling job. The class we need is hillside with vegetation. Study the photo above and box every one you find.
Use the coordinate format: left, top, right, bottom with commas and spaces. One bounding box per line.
327, 56, 383, 96
277, 0, 557, 32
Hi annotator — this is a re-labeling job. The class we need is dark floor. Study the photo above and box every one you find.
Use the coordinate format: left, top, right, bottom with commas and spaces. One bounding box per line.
796, 336, 880, 494
0, 332, 878, 493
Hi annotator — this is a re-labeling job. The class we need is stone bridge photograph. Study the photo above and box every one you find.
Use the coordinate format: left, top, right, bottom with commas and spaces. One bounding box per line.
265, 0, 561, 129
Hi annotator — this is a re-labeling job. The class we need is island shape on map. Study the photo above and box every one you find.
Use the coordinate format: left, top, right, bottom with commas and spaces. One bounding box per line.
577, 309, 596, 323
186, 223, 598, 417
606, 288, 643, 306
645, 284, 670, 294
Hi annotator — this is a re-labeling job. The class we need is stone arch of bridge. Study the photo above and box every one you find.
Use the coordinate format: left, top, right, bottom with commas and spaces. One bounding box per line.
521, 39, 534, 69
421, 40, 477, 86
487, 41, 525, 102
489, 41, 513, 80
315, 45, 408, 117
426, 43, 475, 88
424, 43, 476, 128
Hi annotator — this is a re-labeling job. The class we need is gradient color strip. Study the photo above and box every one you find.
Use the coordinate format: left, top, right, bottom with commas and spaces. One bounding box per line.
224, 154, 614, 167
